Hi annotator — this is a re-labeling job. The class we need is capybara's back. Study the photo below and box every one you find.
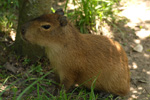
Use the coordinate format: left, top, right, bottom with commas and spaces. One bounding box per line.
76, 34, 130, 96
21, 9, 130, 96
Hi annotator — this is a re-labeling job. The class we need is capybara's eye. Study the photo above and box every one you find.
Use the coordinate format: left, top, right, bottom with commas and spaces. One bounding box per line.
41, 25, 51, 29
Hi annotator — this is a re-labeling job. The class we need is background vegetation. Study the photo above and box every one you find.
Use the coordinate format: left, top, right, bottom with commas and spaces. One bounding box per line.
65, 0, 121, 33
0, 0, 121, 34
0, 0, 18, 33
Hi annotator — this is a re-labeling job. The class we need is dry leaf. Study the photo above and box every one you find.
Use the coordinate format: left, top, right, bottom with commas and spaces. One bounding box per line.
4, 62, 17, 73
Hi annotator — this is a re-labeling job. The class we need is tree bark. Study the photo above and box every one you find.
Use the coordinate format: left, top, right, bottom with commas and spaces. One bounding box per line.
14, 0, 53, 60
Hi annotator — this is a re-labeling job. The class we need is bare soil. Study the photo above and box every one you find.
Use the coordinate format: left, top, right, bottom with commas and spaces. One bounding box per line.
115, 0, 150, 99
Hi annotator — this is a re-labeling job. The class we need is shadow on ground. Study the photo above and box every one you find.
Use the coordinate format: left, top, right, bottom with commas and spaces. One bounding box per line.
107, 15, 150, 99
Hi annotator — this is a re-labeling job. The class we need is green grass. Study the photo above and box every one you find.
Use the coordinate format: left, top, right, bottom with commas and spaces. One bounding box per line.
17, 70, 53, 100
0, 64, 118, 100
0, 0, 18, 33
0, 69, 54, 99
0, 78, 118, 100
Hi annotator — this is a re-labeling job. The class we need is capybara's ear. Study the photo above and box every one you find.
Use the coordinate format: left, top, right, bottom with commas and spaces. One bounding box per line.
55, 8, 67, 26
58, 16, 67, 26
55, 8, 64, 16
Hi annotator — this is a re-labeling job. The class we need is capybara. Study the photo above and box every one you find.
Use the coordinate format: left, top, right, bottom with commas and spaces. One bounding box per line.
21, 9, 130, 96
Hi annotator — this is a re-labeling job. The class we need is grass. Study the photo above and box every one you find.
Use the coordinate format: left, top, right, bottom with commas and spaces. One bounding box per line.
17, 70, 53, 100
0, 0, 18, 33
0, 53, 121, 100
0, 66, 54, 99
0, 61, 119, 100
65, 0, 121, 33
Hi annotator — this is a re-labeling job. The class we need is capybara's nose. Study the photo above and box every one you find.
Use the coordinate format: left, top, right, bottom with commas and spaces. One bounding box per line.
21, 26, 26, 35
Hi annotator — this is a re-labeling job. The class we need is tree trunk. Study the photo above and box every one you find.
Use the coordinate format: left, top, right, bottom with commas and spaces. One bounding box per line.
14, 0, 53, 60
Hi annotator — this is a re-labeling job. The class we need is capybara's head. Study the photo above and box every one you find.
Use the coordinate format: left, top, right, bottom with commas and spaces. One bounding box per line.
21, 9, 68, 46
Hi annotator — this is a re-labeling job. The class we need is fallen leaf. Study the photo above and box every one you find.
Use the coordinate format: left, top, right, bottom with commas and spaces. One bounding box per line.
138, 79, 147, 83
4, 62, 17, 74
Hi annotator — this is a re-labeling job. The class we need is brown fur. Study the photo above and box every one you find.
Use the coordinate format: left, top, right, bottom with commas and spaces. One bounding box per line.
21, 12, 130, 96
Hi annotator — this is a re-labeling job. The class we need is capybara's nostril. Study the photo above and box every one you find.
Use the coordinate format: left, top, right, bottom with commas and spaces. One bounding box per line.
21, 27, 26, 35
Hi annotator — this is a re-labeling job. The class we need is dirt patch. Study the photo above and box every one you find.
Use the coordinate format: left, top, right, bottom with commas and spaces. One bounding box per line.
113, 0, 150, 99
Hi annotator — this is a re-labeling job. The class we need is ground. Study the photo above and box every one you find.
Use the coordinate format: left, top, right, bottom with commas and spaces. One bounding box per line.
0, 0, 150, 99
118, 0, 150, 99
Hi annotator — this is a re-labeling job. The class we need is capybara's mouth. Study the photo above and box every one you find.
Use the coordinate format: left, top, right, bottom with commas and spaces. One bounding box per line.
21, 25, 29, 42
20, 33, 29, 43
22, 36, 27, 41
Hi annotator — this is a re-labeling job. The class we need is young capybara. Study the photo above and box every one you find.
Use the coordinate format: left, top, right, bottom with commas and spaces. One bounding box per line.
21, 9, 130, 96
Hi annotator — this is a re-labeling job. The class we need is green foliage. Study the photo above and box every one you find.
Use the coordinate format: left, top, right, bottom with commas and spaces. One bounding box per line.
17, 71, 52, 100
0, 65, 3, 68
65, 0, 121, 33
30, 64, 44, 75
0, 65, 8, 79
51, 7, 55, 13
0, 68, 118, 100
22, 58, 30, 65
0, 0, 18, 32
0, 70, 53, 100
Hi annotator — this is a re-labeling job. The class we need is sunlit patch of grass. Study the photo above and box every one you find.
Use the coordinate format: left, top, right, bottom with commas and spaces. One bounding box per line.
65, 0, 121, 33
